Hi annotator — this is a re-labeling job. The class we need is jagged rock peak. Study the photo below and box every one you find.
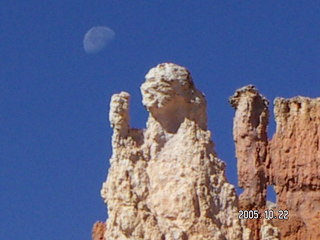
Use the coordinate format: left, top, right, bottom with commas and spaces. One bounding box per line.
141, 63, 207, 133
141, 63, 194, 109
109, 92, 130, 130
100, 63, 242, 240
229, 85, 269, 109
94, 68, 320, 240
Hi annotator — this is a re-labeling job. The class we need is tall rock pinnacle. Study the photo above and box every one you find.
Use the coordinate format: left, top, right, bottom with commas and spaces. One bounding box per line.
230, 86, 269, 240
230, 85, 269, 210
100, 63, 242, 240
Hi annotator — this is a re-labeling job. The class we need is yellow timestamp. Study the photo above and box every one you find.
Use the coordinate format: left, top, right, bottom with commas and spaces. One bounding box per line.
238, 210, 289, 220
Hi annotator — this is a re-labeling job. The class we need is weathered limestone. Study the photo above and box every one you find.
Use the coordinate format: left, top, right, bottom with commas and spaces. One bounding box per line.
100, 63, 242, 240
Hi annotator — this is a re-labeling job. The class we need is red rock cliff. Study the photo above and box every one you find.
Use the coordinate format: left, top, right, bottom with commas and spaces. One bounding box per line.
267, 97, 320, 240
231, 87, 320, 240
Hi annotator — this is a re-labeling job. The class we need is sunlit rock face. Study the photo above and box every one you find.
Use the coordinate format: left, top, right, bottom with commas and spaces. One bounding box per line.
100, 63, 242, 240
231, 87, 320, 240
267, 97, 320, 240
230, 85, 270, 240
230, 85, 269, 210
94, 63, 320, 240
141, 63, 207, 133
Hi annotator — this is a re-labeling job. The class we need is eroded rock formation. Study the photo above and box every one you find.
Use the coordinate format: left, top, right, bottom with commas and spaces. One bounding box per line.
267, 97, 320, 240
93, 63, 320, 240
100, 63, 242, 240
231, 88, 320, 240
230, 86, 270, 240
230, 85, 269, 210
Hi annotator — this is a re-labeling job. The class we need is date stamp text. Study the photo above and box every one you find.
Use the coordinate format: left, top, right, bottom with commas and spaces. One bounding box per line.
238, 210, 289, 220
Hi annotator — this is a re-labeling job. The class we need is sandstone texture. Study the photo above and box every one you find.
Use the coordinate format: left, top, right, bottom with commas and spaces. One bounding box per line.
230, 85, 269, 209
267, 97, 320, 240
230, 86, 270, 240
94, 63, 320, 240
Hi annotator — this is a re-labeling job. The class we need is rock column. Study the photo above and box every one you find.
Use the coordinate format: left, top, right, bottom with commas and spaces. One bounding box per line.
230, 85, 269, 240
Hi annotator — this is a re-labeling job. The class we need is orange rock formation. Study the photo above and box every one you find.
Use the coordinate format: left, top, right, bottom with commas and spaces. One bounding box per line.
92, 222, 106, 240
230, 86, 320, 240
92, 63, 320, 240
267, 97, 320, 240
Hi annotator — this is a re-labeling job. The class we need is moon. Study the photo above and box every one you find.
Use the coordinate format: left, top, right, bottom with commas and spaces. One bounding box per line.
83, 26, 115, 54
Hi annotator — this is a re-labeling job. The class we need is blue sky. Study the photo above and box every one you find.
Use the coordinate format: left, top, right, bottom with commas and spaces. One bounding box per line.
1, 1, 320, 239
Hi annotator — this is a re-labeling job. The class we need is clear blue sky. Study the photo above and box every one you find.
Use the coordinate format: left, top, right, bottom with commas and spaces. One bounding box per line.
1, 1, 320, 239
